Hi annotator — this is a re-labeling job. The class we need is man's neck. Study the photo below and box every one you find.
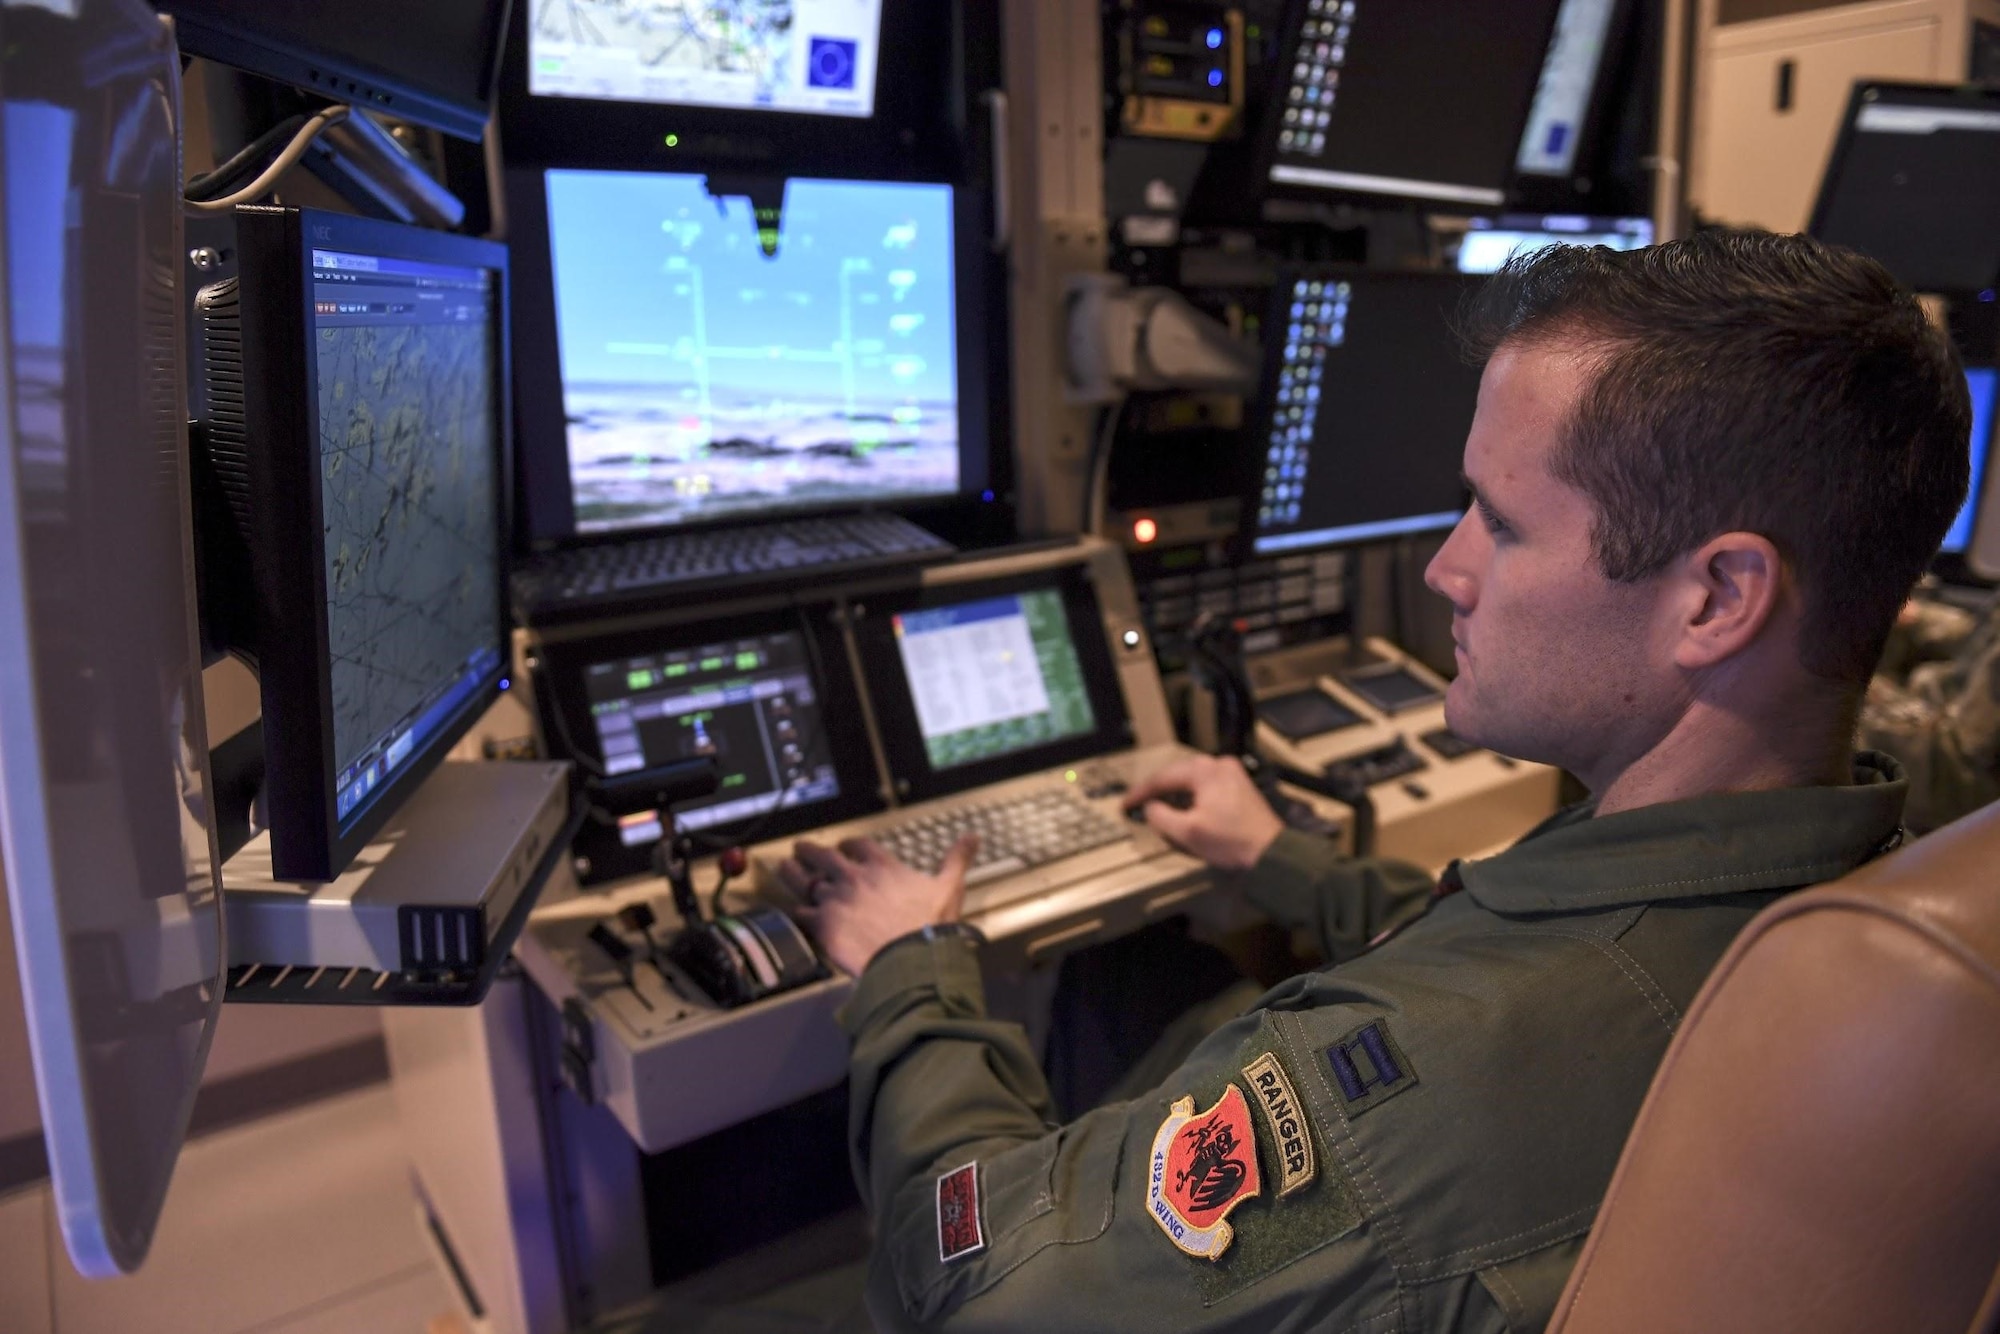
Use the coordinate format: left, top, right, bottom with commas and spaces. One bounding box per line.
1590, 690, 1856, 817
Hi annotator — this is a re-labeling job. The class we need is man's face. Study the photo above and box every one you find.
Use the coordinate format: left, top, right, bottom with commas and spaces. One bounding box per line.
1424, 343, 1686, 783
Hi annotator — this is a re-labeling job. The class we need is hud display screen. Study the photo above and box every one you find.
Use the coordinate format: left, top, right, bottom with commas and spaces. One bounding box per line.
545, 169, 960, 534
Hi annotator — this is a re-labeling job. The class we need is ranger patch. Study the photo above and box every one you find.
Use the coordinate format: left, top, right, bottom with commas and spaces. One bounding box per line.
1242, 1052, 1315, 1196
936, 1163, 985, 1263
1146, 1084, 1262, 1260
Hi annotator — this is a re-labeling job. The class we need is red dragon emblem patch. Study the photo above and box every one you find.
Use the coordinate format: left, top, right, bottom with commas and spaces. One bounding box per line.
1146, 1083, 1262, 1259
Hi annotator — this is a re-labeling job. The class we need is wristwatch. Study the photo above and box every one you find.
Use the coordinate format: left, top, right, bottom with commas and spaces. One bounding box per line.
883, 919, 988, 955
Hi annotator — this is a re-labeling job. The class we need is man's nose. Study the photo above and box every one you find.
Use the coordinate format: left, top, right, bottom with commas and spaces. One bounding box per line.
1424, 513, 1479, 613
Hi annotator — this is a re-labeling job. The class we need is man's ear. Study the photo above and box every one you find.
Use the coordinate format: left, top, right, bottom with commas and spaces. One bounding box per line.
1672, 531, 1785, 671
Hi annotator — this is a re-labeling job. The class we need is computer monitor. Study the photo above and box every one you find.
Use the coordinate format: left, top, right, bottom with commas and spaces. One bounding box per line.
194, 208, 510, 882
527, 0, 884, 118
1455, 213, 1652, 273
510, 167, 990, 543
156, 0, 511, 140
1261, 0, 1564, 208
1515, 0, 1625, 179
1941, 365, 1997, 557
1248, 270, 1482, 556
1811, 82, 2000, 294
535, 605, 879, 881
853, 572, 1134, 803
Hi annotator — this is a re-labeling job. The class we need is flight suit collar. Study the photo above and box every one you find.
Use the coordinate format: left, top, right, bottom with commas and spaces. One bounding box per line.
1458, 751, 1908, 915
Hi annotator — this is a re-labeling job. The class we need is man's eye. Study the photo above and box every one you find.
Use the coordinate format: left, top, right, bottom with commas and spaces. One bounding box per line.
1477, 502, 1510, 537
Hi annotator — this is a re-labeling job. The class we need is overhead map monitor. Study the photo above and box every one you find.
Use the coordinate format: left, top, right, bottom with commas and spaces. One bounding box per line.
530, 0, 885, 118
195, 208, 511, 882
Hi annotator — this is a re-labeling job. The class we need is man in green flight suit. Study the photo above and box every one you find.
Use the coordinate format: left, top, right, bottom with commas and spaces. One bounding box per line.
776, 230, 1971, 1331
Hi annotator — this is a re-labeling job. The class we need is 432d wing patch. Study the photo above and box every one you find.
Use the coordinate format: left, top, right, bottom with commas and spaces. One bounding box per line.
1147, 1084, 1262, 1260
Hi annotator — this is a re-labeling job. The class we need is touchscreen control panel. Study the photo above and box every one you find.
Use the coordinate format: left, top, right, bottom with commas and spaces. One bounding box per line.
893, 590, 1097, 771
583, 630, 843, 846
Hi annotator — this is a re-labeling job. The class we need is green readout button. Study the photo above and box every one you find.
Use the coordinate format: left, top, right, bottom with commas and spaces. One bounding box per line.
626, 669, 655, 691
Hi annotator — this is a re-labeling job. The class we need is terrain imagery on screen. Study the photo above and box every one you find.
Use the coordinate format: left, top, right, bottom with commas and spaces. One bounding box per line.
530, 0, 881, 116
546, 171, 960, 533
317, 322, 499, 778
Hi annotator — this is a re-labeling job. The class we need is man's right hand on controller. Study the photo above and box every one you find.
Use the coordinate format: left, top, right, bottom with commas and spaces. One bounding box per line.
1123, 753, 1285, 872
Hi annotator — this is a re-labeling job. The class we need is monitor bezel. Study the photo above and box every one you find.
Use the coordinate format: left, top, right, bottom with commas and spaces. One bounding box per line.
532, 600, 885, 882
232, 205, 512, 882
495, 0, 956, 175
506, 164, 996, 552
162, 0, 511, 142
1241, 266, 1478, 559
852, 568, 1136, 805
1809, 80, 2000, 295
1252, 0, 1565, 212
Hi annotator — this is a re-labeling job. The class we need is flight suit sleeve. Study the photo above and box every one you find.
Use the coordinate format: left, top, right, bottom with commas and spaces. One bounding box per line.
1240, 829, 1435, 962
840, 932, 1060, 1218
839, 935, 1414, 1333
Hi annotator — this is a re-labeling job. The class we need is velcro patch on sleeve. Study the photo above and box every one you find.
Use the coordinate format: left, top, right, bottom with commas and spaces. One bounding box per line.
936, 1163, 986, 1263
1241, 1051, 1315, 1196
1324, 1019, 1418, 1116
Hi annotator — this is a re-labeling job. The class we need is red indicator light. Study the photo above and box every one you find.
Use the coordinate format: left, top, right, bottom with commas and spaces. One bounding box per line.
1133, 517, 1159, 544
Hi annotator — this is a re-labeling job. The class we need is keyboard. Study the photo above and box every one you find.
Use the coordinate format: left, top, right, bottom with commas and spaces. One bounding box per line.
869, 789, 1131, 888
513, 513, 956, 626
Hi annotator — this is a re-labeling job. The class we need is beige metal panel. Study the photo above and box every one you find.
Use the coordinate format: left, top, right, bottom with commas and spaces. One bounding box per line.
1002, 0, 1109, 537
1656, 0, 1694, 242
383, 979, 573, 1334
1688, 0, 2000, 233
1701, 17, 1938, 229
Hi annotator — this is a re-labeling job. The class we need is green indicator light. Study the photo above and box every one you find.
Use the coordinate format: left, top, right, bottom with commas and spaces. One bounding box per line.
722, 773, 748, 788
664, 133, 679, 147
735, 651, 759, 669
664, 662, 689, 677
700, 656, 726, 672
626, 669, 654, 690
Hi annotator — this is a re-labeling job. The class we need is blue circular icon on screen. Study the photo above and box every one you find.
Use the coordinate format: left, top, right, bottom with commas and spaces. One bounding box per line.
808, 37, 859, 90
1207, 28, 1223, 48
1208, 69, 1224, 88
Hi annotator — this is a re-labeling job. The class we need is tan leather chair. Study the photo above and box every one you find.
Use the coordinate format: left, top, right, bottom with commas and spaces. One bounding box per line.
1546, 799, 2000, 1334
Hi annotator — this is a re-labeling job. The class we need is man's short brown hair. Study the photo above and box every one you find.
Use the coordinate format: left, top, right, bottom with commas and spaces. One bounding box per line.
1461, 228, 1971, 684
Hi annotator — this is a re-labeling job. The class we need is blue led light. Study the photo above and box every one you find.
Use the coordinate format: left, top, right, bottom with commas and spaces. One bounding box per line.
1206, 27, 1223, 48
1208, 69, 1224, 87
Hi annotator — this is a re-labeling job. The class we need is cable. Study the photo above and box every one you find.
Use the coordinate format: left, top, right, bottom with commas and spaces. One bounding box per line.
185, 114, 309, 201
186, 106, 350, 212
1082, 394, 1128, 536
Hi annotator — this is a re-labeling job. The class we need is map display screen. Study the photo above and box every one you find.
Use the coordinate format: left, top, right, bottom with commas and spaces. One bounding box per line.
530, 0, 885, 118
583, 629, 842, 845
892, 591, 1096, 771
545, 169, 959, 534
310, 248, 504, 825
